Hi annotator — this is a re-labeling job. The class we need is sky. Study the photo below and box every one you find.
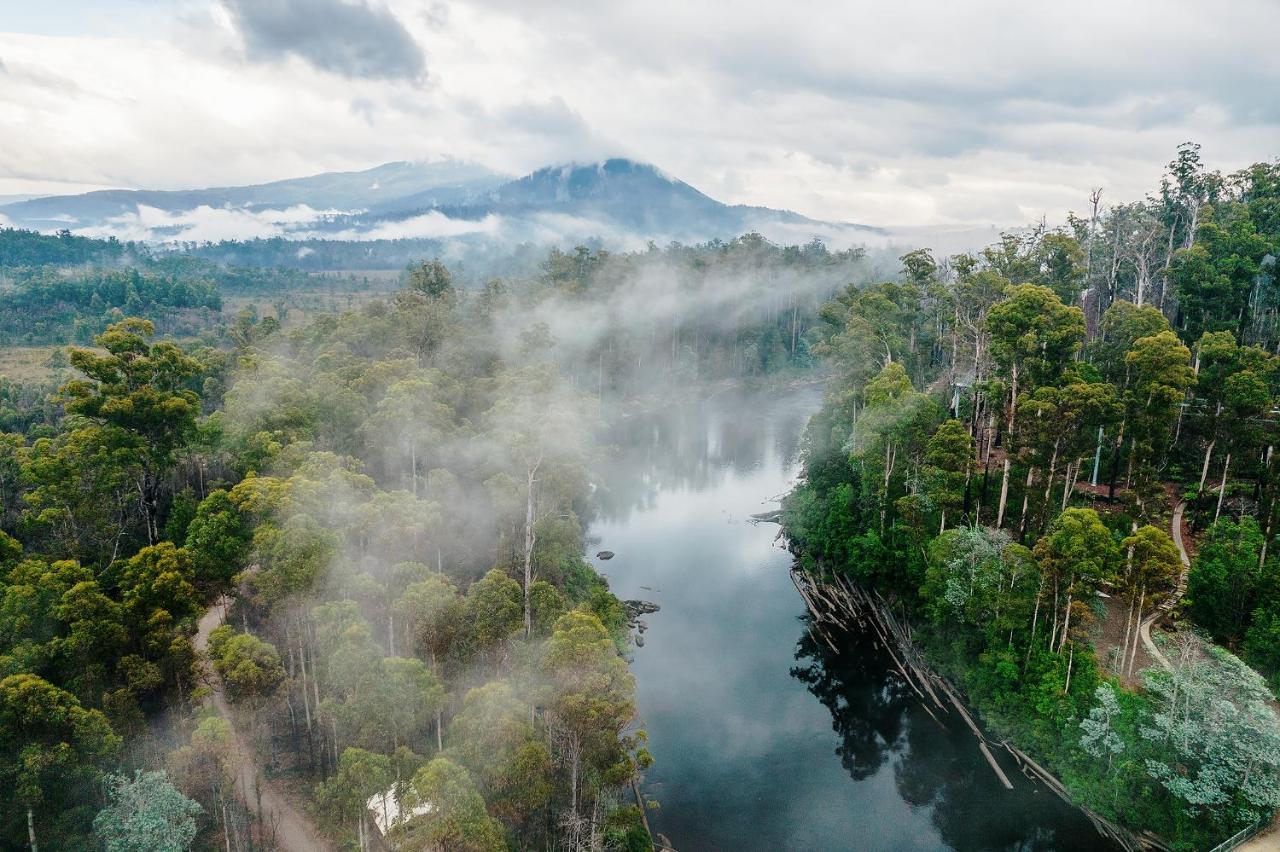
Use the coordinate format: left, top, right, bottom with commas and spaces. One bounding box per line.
0, 0, 1277, 227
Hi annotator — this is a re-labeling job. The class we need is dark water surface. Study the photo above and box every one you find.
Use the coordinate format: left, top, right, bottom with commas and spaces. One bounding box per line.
590, 386, 1105, 852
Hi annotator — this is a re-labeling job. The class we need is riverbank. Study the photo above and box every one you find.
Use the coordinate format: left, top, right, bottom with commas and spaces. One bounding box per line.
790, 566, 1164, 852
594, 384, 1104, 849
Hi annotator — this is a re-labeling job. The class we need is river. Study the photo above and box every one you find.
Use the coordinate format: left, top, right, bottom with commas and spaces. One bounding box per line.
590, 385, 1106, 851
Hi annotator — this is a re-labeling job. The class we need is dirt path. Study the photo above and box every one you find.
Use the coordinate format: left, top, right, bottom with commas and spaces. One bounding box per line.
196, 599, 335, 852
1133, 500, 1193, 672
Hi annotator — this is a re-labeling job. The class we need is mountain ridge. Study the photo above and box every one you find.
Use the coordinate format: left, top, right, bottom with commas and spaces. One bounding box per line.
0, 157, 883, 245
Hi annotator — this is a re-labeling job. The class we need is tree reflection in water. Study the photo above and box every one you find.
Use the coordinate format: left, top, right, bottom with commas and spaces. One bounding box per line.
593, 388, 810, 525
792, 617, 1114, 852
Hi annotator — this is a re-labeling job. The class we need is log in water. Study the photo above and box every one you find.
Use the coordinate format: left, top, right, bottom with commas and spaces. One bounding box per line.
791, 566, 1169, 852
591, 386, 1120, 851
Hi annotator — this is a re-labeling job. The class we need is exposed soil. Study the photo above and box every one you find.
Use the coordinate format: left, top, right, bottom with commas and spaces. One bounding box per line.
196, 599, 335, 852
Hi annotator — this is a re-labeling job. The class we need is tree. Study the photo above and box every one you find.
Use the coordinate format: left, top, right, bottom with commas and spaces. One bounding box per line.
398, 757, 506, 852
1079, 684, 1125, 772
484, 365, 593, 639
986, 285, 1086, 526
1117, 525, 1181, 677
317, 748, 393, 852
542, 611, 636, 821
208, 627, 285, 705
406, 259, 455, 300
60, 319, 202, 543
1170, 208, 1271, 343
166, 716, 238, 846
922, 526, 1010, 626
922, 419, 974, 532
364, 374, 454, 496
93, 770, 202, 852
0, 673, 120, 852
183, 489, 251, 589
1140, 644, 1280, 828
1189, 517, 1268, 647
849, 361, 937, 531
1033, 509, 1117, 689
398, 572, 468, 672
380, 657, 444, 754
466, 568, 523, 666
1094, 302, 1170, 385
1117, 331, 1193, 494
448, 681, 552, 829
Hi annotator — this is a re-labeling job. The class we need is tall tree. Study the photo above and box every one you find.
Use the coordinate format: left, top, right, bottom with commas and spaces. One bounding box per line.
986, 285, 1086, 527
60, 319, 202, 543
93, 770, 202, 852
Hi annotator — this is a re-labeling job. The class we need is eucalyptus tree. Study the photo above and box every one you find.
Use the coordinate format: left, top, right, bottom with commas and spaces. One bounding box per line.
921, 419, 974, 533
541, 611, 636, 829
1033, 508, 1117, 689
60, 319, 202, 544
986, 285, 1086, 527
1117, 525, 1181, 678
398, 757, 506, 852
93, 770, 202, 852
0, 673, 120, 852
847, 361, 938, 531
483, 365, 594, 638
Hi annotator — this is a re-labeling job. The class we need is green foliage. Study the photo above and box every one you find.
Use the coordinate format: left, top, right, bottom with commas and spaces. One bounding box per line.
93, 769, 202, 852
1188, 517, 1269, 647
183, 489, 251, 588
316, 748, 393, 829
208, 628, 284, 703
398, 757, 507, 851
789, 166, 1280, 846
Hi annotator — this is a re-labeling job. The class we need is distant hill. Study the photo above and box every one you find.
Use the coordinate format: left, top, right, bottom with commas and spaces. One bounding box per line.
0, 157, 884, 247
0, 160, 507, 230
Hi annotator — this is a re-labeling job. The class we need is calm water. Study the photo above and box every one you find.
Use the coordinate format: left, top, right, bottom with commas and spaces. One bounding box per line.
590, 386, 1106, 852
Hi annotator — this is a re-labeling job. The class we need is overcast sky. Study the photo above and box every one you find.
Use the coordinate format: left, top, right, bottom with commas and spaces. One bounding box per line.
0, 0, 1276, 227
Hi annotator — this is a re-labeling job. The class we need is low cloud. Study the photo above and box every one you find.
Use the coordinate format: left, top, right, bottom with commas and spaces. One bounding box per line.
329, 210, 502, 240
75, 203, 342, 243
71, 203, 503, 244
221, 0, 425, 81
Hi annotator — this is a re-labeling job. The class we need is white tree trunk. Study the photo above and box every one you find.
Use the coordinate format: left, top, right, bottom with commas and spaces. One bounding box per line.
1215, 452, 1232, 522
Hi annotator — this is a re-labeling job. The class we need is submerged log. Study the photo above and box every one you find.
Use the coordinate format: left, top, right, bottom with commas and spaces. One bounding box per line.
790, 566, 1171, 852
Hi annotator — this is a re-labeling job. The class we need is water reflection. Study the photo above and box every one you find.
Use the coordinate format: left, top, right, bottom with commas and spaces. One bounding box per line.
591, 386, 1106, 851
794, 621, 1110, 851
593, 385, 812, 525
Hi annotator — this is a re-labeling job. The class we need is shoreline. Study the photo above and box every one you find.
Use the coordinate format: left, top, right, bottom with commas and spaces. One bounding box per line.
790, 564, 1170, 852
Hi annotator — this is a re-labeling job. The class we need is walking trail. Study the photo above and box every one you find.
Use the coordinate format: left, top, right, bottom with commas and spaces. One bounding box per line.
196, 598, 335, 852
1135, 500, 1192, 671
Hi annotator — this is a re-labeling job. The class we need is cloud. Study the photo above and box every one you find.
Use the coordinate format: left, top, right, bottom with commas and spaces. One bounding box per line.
221, 0, 425, 81
76, 203, 342, 242
329, 210, 501, 240
70, 202, 504, 244
2, 1, 1279, 228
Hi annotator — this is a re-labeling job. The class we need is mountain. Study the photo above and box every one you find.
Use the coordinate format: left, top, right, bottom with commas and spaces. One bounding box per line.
367, 159, 882, 246
0, 160, 508, 231
0, 157, 883, 247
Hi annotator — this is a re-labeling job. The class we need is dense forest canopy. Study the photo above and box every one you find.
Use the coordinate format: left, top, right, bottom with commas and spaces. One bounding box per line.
0, 213, 873, 849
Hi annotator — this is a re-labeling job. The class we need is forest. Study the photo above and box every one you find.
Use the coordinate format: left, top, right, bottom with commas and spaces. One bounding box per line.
0, 228, 853, 850
4, 141, 1279, 851
783, 144, 1280, 850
